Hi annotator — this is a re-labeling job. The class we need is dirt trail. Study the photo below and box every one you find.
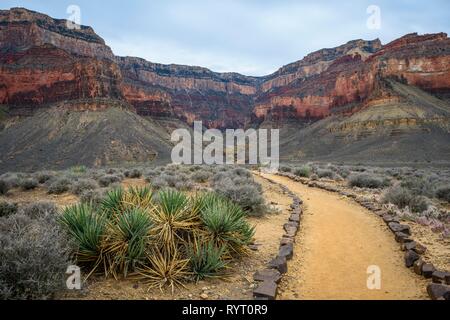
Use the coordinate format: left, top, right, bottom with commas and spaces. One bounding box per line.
260, 173, 428, 300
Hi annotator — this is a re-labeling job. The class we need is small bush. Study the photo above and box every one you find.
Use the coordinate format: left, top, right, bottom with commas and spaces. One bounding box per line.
34, 171, 54, 184
409, 196, 429, 213
191, 171, 211, 183
0, 173, 21, 189
188, 240, 227, 281
19, 178, 39, 191
98, 174, 122, 187
124, 169, 142, 179
149, 176, 169, 190
0, 201, 18, 218
175, 180, 194, 191
383, 186, 413, 209
80, 189, 105, 207
71, 179, 99, 196
71, 165, 87, 174
294, 166, 311, 178
0, 213, 71, 299
435, 185, 450, 202
316, 169, 334, 179
20, 202, 58, 219
400, 177, 435, 197
348, 174, 387, 189
280, 166, 292, 173
0, 180, 9, 195
48, 178, 71, 195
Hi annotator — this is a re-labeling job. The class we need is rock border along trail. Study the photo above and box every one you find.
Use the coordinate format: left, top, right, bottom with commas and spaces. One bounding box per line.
259, 173, 428, 300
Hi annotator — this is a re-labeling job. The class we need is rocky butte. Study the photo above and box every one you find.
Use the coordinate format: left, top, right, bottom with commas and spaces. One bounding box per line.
0, 7, 449, 171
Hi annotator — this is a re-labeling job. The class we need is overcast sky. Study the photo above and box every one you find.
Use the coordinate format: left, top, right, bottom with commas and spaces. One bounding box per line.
1, 0, 449, 76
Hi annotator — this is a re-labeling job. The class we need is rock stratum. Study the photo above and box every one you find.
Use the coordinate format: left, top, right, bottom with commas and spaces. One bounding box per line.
1, 7, 450, 171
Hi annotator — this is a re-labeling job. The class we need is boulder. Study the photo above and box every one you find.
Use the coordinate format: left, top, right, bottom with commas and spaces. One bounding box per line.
432, 271, 450, 284
395, 232, 413, 244
284, 226, 297, 238
289, 214, 301, 223
405, 250, 420, 268
413, 259, 424, 275
427, 283, 450, 300
253, 269, 282, 284
253, 281, 278, 300
280, 236, 294, 246
388, 222, 411, 235
268, 256, 288, 274
402, 241, 416, 251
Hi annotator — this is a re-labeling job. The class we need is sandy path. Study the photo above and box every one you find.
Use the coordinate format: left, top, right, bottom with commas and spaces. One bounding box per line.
260, 173, 428, 300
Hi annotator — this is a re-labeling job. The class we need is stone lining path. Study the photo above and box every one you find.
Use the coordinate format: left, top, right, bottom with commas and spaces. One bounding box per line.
260, 173, 428, 300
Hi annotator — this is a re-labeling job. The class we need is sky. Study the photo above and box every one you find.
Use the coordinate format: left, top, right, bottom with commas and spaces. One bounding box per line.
1, 0, 449, 76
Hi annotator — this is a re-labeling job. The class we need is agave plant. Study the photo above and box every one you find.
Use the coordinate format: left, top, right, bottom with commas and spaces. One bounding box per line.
199, 193, 255, 256
187, 238, 227, 281
151, 189, 201, 251
59, 203, 107, 275
136, 246, 190, 293
102, 207, 153, 278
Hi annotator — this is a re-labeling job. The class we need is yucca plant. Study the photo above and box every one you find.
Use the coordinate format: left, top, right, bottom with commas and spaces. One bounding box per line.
102, 207, 153, 278
187, 238, 228, 281
136, 246, 190, 293
122, 186, 154, 210
101, 187, 124, 218
151, 189, 201, 251
199, 194, 255, 256
59, 203, 107, 274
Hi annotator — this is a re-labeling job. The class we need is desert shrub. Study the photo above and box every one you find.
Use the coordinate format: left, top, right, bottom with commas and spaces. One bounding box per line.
175, 180, 194, 191
47, 177, 71, 195
0, 179, 9, 195
191, 171, 211, 183
70, 165, 87, 174
316, 169, 334, 179
149, 176, 169, 190
71, 179, 99, 196
211, 171, 265, 216
294, 166, 312, 178
435, 185, 450, 202
400, 177, 435, 197
98, 174, 122, 187
409, 196, 429, 213
124, 169, 142, 179
188, 240, 227, 281
80, 189, 105, 207
19, 178, 39, 191
34, 171, 54, 184
0, 212, 71, 299
383, 186, 413, 209
348, 173, 388, 189
20, 202, 58, 219
0, 173, 21, 189
0, 201, 18, 218
280, 166, 292, 173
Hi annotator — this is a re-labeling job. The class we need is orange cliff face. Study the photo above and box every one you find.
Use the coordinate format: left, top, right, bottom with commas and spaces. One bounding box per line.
1, 8, 449, 129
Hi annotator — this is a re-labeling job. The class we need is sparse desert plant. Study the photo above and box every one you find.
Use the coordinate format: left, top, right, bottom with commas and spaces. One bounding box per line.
19, 178, 39, 191
191, 171, 211, 183
280, 166, 292, 173
0, 173, 21, 189
20, 202, 58, 219
294, 166, 312, 178
71, 179, 99, 196
47, 177, 71, 195
34, 171, 54, 184
188, 239, 227, 281
400, 177, 435, 197
316, 169, 334, 179
435, 185, 450, 202
149, 176, 169, 190
383, 186, 413, 209
0, 212, 71, 299
175, 180, 194, 191
71, 165, 87, 174
101, 187, 124, 218
348, 173, 388, 189
0, 201, 18, 218
80, 189, 105, 207
98, 174, 123, 187
124, 169, 142, 179
409, 196, 430, 213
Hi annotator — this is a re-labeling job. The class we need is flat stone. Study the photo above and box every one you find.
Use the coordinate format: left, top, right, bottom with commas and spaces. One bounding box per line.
413, 259, 424, 275
413, 243, 427, 255
405, 250, 420, 268
422, 264, 436, 279
280, 236, 294, 246
402, 241, 417, 251
284, 226, 297, 238
253, 281, 278, 300
395, 232, 413, 244
268, 256, 288, 274
289, 214, 301, 223
248, 244, 260, 251
278, 243, 294, 260
253, 269, 282, 284
432, 271, 450, 284
388, 222, 411, 235
427, 283, 450, 300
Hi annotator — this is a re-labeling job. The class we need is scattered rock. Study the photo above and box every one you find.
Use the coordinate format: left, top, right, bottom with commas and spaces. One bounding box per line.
422, 264, 436, 279
394, 232, 413, 244
200, 293, 209, 300
427, 283, 450, 300
432, 271, 450, 284
253, 281, 278, 300
401, 241, 416, 251
278, 243, 294, 260
289, 214, 301, 223
405, 250, 420, 268
268, 256, 288, 274
280, 236, 294, 246
253, 269, 282, 284
248, 244, 260, 251
284, 227, 297, 238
